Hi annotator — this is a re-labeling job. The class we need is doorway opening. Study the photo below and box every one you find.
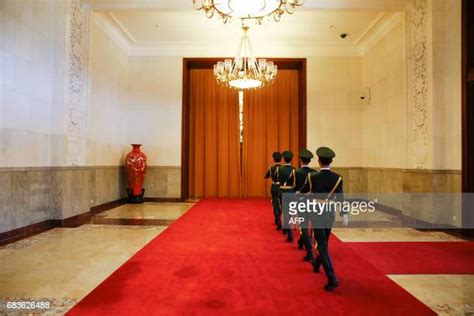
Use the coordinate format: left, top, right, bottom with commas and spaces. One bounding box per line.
181, 58, 307, 200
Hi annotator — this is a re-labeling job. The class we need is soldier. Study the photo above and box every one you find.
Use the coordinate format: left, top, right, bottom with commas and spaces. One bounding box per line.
294, 149, 317, 262
277, 150, 296, 242
301, 147, 349, 291
264, 152, 283, 230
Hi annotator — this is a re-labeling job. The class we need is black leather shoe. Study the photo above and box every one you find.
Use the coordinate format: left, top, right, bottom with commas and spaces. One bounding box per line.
282, 229, 287, 235
303, 255, 314, 262
276, 226, 282, 231
297, 239, 304, 250
286, 237, 294, 243
324, 280, 339, 291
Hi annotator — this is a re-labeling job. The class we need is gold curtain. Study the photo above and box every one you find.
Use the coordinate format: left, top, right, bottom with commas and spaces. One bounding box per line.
188, 69, 241, 198
242, 70, 300, 197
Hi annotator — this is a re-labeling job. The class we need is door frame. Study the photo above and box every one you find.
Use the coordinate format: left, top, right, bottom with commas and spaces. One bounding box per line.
462, 0, 474, 235
181, 58, 307, 201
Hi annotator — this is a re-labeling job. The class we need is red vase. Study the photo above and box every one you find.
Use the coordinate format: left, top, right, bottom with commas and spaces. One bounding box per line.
125, 144, 147, 203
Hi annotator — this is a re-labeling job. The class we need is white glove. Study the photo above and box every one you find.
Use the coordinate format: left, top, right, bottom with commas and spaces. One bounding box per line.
342, 214, 349, 227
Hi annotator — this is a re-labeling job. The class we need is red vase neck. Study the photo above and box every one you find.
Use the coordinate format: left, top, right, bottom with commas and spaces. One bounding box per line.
131, 144, 142, 153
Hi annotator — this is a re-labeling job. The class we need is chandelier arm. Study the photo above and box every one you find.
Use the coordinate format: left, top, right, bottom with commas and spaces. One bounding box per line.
245, 34, 259, 75
194, 0, 303, 23
236, 30, 245, 60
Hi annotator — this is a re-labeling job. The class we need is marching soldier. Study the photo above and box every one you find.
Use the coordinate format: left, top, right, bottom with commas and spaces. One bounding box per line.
294, 149, 317, 262
301, 147, 349, 291
264, 152, 283, 230
277, 150, 296, 242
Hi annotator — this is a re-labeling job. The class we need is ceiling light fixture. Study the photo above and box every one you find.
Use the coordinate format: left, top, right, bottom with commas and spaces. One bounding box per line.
193, 0, 304, 24
214, 26, 278, 90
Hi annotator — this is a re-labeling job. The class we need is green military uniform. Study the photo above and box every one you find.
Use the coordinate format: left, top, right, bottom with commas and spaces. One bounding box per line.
294, 149, 317, 261
277, 151, 296, 242
301, 147, 346, 291
264, 152, 282, 229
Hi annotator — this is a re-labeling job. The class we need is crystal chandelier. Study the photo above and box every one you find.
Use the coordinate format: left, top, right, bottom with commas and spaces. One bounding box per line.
193, 0, 304, 24
214, 26, 277, 90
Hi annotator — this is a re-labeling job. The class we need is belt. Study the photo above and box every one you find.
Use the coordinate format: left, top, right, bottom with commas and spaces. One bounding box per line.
280, 185, 294, 190
272, 182, 280, 185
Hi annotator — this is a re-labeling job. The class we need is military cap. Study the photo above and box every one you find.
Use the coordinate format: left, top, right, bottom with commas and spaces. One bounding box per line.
299, 148, 314, 159
272, 152, 282, 161
282, 151, 294, 159
316, 146, 336, 159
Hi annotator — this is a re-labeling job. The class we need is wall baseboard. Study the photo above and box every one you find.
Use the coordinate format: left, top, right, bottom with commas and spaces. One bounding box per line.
144, 197, 182, 203
91, 198, 128, 215
0, 220, 57, 247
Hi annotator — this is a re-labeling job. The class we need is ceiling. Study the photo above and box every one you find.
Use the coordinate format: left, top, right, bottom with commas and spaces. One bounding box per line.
84, 0, 410, 11
88, 0, 406, 56
107, 10, 385, 44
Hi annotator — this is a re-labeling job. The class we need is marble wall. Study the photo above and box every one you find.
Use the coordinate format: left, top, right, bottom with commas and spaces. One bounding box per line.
0, 0, 67, 167
361, 15, 408, 168
0, 165, 179, 233
143, 167, 181, 198
127, 57, 182, 166
0, 167, 90, 234
307, 57, 364, 167
430, 0, 462, 170
334, 167, 462, 226
87, 14, 130, 166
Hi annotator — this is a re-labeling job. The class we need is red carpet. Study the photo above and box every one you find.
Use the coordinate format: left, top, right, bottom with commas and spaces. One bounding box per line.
347, 241, 474, 274
68, 199, 435, 315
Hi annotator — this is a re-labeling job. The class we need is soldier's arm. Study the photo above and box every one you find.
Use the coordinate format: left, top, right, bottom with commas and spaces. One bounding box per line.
264, 166, 271, 179
337, 179, 347, 216
300, 174, 311, 193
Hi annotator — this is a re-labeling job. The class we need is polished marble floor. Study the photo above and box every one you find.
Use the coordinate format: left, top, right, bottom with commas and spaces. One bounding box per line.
97, 202, 195, 220
0, 202, 473, 315
333, 227, 465, 242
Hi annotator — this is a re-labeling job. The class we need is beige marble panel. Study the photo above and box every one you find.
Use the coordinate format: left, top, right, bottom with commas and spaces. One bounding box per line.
50, 169, 91, 219
0, 172, 14, 233
0, 166, 182, 234
143, 166, 181, 198
90, 167, 127, 206
389, 275, 474, 315
167, 167, 181, 198
143, 167, 168, 197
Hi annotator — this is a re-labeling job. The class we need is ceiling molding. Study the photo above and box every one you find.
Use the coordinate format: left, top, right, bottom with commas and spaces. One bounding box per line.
108, 12, 138, 44
91, 12, 364, 57
90, 6, 404, 58
92, 12, 133, 53
83, 0, 410, 11
357, 11, 403, 55
354, 12, 386, 44
127, 42, 362, 57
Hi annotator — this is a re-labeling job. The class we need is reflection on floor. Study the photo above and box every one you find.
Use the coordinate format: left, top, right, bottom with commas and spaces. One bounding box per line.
0, 202, 473, 315
91, 202, 195, 226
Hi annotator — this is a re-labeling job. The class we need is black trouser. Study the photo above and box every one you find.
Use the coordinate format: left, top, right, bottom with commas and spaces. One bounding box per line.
300, 228, 313, 258
270, 184, 281, 228
313, 228, 336, 282
279, 189, 294, 240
